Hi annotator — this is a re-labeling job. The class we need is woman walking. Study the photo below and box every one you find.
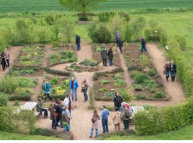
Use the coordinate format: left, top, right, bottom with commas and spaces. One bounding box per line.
5, 48, 10, 68
170, 61, 177, 82
164, 61, 171, 82
1, 51, 6, 71
64, 94, 72, 116
81, 79, 88, 102
108, 47, 114, 66
112, 108, 121, 131
90, 109, 100, 138
49, 103, 57, 129
118, 38, 123, 53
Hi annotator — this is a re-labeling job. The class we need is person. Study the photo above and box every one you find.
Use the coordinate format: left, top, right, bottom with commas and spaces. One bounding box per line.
164, 61, 171, 82
76, 35, 81, 51
1, 51, 6, 71
101, 46, 108, 66
64, 94, 72, 116
36, 98, 48, 118
113, 92, 123, 111
115, 32, 120, 47
101, 105, 109, 134
45, 81, 53, 101
81, 79, 88, 102
4, 48, 10, 68
140, 37, 147, 53
49, 103, 57, 129
120, 102, 132, 130
118, 38, 123, 53
112, 108, 121, 131
89, 109, 100, 138
108, 47, 113, 66
54, 99, 63, 128
69, 77, 79, 101
170, 61, 177, 82
62, 107, 71, 131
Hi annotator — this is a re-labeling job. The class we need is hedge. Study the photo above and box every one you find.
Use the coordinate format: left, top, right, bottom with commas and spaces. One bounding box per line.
0, 107, 36, 134
134, 98, 193, 135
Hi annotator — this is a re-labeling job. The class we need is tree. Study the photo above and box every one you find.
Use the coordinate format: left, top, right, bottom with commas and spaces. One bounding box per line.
58, 0, 106, 18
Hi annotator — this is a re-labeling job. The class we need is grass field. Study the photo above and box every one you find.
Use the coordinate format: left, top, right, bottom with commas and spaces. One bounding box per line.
105, 124, 193, 140
0, 132, 60, 140
0, 0, 193, 13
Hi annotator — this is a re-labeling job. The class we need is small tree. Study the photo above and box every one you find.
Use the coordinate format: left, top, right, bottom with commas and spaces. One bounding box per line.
58, 0, 106, 19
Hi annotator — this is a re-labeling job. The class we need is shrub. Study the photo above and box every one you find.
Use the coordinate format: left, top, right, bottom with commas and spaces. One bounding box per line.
136, 94, 146, 100
80, 59, 99, 67
114, 73, 122, 80
0, 77, 19, 94
50, 78, 59, 85
13, 100, 20, 106
143, 80, 158, 89
114, 80, 127, 87
148, 68, 157, 76
16, 77, 37, 88
123, 24, 133, 43
89, 23, 112, 43
0, 93, 8, 106
131, 17, 146, 39
99, 80, 110, 85
140, 54, 151, 71
175, 34, 186, 51
104, 92, 115, 97
35, 26, 54, 44
133, 84, 143, 91
130, 71, 139, 78
117, 88, 133, 102
134, 73, 149, 84
153, 92, 166, 99
0, 34, 7, 53
89, 87, 95, 109
111, 14, 124, 35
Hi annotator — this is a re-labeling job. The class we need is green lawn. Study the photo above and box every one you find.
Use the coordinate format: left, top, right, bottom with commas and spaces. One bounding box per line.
0, 0, 193, 12
0, 132, 60, 140
105, 124, 193, 140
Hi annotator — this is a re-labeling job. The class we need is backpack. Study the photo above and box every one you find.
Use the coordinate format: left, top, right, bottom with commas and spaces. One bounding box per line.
125, 107, 131, 118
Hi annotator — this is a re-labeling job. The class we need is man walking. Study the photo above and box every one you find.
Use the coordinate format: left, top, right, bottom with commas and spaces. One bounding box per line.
170, 61, 177, 82
101, 46, 108, 66
115, 32, 120, 47
113, 92, 123, 111
101, 105, 109, 134
69, 77, 79, 101
140, 37, 147, 53
76, 35, 81, 51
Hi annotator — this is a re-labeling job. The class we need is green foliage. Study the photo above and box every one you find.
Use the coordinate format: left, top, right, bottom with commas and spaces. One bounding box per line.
111, 14, 124, 35
104, 92, 115, 97
13, 100, 20, 106
117, 88, 133, 102
99, 80, 110, 85
80, 59, 99, 67
175, 34, 186, 51
134, 73, 149, 84
35, 26, 54, 44
0, 34, 7, 53
130, 71, 139, 78
123, 24, 133, 42
88, 87, 95, 109
131, 17, 146, 39
148, 68, 157, 76
16, 77, 37, 88
136, 94, 146, 100
143, 80, 158, 89
153, 92, 166, 98
140, 54, 151, 70
0, 77, 19, 94
0, 93, 8, 106
50, 78, 59, 85
133, 84, 143, 91
89, 23, 112, 43
114, 80, 127, 87
113, 73, 122, 80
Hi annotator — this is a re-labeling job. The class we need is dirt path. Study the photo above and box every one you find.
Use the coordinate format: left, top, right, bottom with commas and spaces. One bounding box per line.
77, 42, 93, 63
31, 76, 44, 101
0, 46, 22, 81
43, 46, 52, 67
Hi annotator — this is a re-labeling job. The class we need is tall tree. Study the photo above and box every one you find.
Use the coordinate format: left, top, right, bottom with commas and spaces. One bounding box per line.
58, 0, 106, 18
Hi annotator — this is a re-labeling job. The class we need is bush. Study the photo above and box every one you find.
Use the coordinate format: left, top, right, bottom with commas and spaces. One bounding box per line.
130, 71, 139, 78
153, 92, 166, 99
134, 73, 149, 84
140, 54, 151, 71
136, 94, 146, 100
175, 34, 186, 51
0, 77, 19, 94
88, 87, 95, 109
111, 14, 124, 35
117, 88, 133, 102
0, 93, 8, 106
100, 80, 110, 85
114, 80, 127, 87
16, 77, 37, 88
123, 24, 133, 43
13, 100, 20, 106
80, 59, 99, 67
50, 78, 59, 85
148, 68, 157, 76
133, 84, 143, 91
35, 26, 54, 44
89, 23, 112, 43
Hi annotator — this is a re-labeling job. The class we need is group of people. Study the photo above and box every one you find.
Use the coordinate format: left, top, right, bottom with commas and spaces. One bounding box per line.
1, 49, 10, 71
164, 61, 177, 82
89, 92, 132, 138
100, 46, 114, 66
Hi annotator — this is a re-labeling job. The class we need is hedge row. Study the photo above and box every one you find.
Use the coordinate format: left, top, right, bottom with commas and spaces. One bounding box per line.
134, 98, 193, 135
0, 107, 36, 134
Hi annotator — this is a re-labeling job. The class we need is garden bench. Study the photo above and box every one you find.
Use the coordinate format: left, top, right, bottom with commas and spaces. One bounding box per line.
15, 102, 40, 116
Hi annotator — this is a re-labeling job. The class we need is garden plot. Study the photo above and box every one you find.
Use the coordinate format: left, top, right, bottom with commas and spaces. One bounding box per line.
92, 44, 121, 67
48, 46, 77, 66
93, 70, 128, 101
38, 74, 71, 100
11, 67, 43, 77
16, 46, 45, 67
123, 44, 167, 101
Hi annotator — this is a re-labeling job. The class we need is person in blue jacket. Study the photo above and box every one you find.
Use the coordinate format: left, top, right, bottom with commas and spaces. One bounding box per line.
101, 105, 109, 133
115, 32, 120, 47
75, 35, 81, 51
44, 81, 53, 101
69, 77, 79, 101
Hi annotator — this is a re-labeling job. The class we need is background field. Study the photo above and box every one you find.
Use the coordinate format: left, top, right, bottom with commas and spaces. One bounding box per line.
0, 0, 193, 12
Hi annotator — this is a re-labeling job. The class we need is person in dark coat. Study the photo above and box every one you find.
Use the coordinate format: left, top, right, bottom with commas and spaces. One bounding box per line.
170, 61, 177, 82
113, 92, 123, 111
36, 98, 48, 118
164, 61, 171, 82
49, 103, 57, 129
101, 46, 108, 66
140, 37, 147, 53
115, 32, 120, 47
1, 51, 6, 71
108, 47, 114, 66
75, 35, 81, 51
118, 39, 123, 53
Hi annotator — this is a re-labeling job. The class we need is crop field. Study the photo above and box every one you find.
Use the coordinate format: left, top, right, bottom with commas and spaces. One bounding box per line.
0, 0, 193, 12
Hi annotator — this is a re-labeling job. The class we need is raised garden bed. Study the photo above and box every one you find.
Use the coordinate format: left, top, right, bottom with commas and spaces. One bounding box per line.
93, 68, 127, 101
123, 43, 168, 101
16, 46, 45, 67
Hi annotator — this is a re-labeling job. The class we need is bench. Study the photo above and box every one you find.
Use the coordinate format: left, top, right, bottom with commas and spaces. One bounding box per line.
15, 102, 40, 116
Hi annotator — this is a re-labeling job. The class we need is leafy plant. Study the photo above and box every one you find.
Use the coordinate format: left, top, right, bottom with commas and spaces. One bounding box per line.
136, 94, 146, 100
114, 80, 127, 87
0, 77, 19, 94
148, 68, 157, 76
114, 73, 122, 80
140, 54, 151, 70
133, 84, 143, 91
130, 71, 139, 78
104, 92, 115, 97
13, 100, 20, 106
81, 59, 99, 67
117, 88, 133, 102
153, 92, 166, 98
100, 80, 110, 85
50, 78, 59, 85
134, 73, 149, 84
0, 93, 8, 106
16, 77, 37, 88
